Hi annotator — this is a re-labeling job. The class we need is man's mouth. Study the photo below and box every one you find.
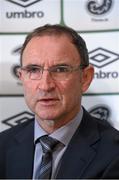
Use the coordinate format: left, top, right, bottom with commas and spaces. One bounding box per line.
38, 98, 59, 106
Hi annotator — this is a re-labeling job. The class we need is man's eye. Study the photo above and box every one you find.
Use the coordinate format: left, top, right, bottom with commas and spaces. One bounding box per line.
54, 66, 70, 73
27, 67, 41, 73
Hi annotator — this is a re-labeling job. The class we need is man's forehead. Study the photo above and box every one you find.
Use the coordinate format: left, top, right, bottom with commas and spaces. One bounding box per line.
23, 35, 74, 54
30, 33, 72, 42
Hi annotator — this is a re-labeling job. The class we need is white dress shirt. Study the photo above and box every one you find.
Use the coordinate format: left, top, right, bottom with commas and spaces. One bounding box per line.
32, 107, 83, 179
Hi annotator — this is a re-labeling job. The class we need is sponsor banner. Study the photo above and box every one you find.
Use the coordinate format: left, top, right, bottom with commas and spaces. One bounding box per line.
0, 0, 61, 32
81, 31, 119, 93
82, 95, 119, 130
63, 0, 119, 31
0, 97, 33, 132
0, 32, 119, 95
0, 34, 26, 95
0, 95, 118, 132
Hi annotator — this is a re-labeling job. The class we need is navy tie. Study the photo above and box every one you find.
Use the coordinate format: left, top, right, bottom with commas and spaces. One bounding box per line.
36, 135, 59, 179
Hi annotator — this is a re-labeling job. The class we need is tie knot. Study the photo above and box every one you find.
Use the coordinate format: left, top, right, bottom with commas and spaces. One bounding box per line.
39, 135, 59, 154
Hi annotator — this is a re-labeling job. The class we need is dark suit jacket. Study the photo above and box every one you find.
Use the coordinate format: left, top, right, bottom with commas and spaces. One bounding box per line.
1, 108, 119, 179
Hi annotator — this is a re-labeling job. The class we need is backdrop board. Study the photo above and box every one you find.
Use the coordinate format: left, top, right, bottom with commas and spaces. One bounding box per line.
0, 95, 119, 132
1, 32, 119, 95
81, 31, 119, 94
0, 34, 26, 95
0, 96, 33, 132
63, 0, 119, 32
0, 0, 61, 32
82, 95, 119, 130
0, 0, 119, 132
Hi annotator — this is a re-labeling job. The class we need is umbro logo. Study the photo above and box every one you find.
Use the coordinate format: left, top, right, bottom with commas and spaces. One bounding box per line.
6, 0, 42, 8
89, 47, 119, 68
2, 111, 34, 128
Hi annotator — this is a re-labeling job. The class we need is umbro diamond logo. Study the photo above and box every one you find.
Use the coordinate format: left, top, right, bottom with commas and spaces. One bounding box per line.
2, 111, 34, 128
6, 0, 42, 8
89, 47, 119, 68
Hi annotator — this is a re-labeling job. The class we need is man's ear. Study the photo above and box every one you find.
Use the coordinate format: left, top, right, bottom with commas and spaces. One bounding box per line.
81, 64, 94, 93
16, 68, 23, 81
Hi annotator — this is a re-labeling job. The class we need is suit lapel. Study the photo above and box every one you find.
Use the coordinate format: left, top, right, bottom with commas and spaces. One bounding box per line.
6, 120, 34, 179
56, 109, 101, 179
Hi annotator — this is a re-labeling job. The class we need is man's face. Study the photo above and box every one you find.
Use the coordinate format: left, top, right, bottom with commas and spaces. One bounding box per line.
20, 35, 94, 128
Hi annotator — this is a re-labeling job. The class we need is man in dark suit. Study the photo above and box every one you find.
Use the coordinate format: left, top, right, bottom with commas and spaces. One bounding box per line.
0, 24, 119, 179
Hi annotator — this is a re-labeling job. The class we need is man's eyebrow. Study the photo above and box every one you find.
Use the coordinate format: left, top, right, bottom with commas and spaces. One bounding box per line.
23, 63, 71, 68
23, 64, 42, 68
52, 63, 70, 67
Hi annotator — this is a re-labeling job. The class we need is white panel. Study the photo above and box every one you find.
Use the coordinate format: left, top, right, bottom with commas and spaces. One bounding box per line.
82, 95, 119, 130
1, 95, 118, 132
0, 34, 26, 95
0, 96, 33, 132
0, 0, 61, 32
81, 31, 119, 93
63, 0, 119, 31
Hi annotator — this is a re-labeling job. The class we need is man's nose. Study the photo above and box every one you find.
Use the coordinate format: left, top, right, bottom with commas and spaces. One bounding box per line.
38, 70, 56, 91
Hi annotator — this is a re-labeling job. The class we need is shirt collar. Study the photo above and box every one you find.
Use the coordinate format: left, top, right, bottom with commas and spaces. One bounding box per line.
34, 107, 83, 146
